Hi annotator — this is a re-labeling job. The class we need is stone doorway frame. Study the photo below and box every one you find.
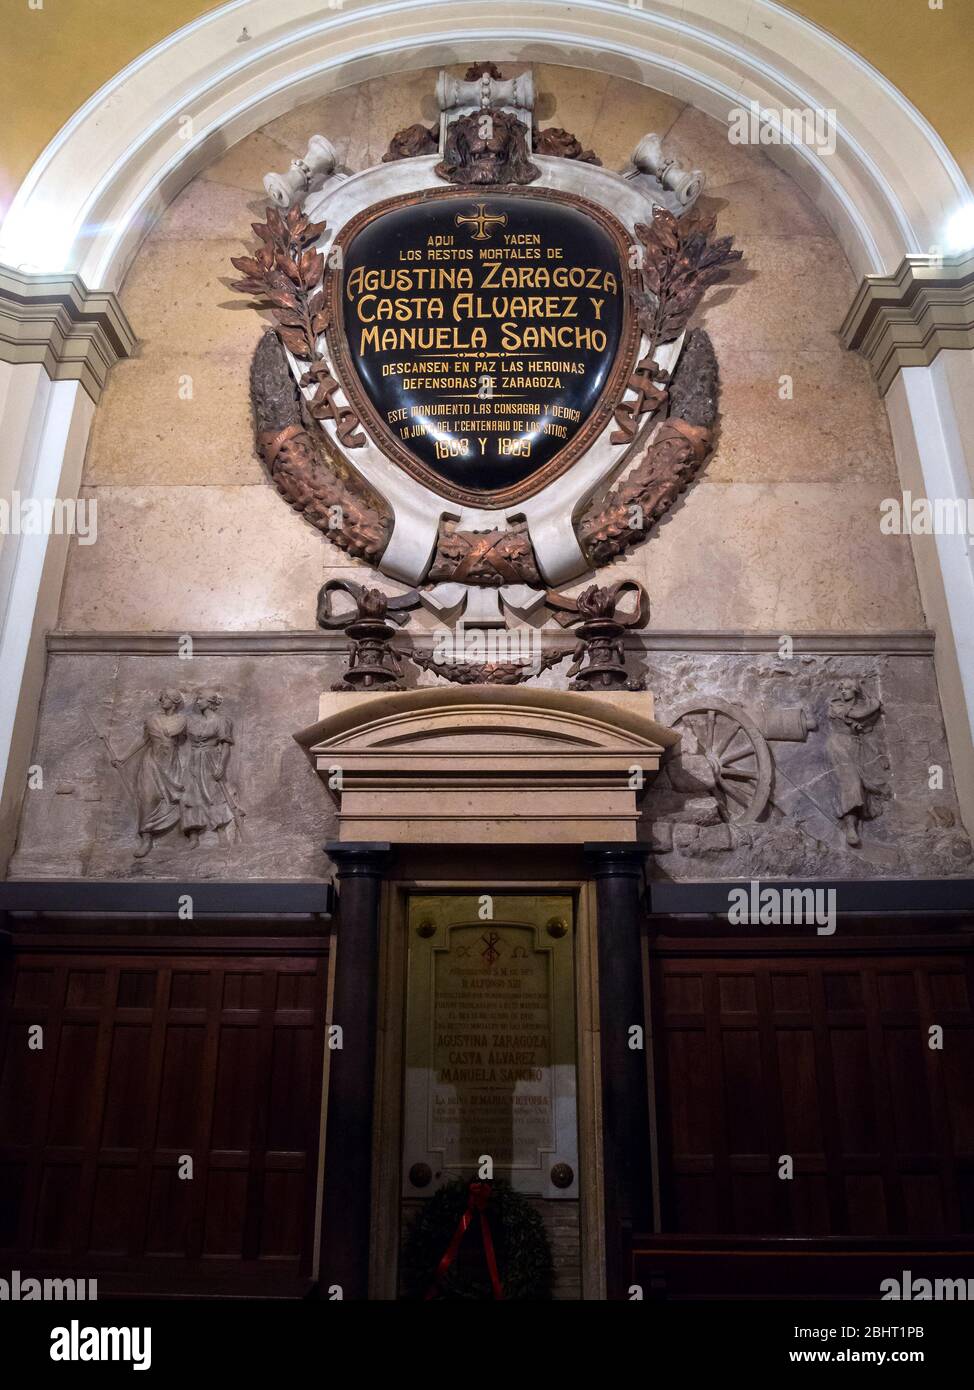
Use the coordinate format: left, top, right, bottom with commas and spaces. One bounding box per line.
368, 867, 605, 1300
298, 686, 676, 1299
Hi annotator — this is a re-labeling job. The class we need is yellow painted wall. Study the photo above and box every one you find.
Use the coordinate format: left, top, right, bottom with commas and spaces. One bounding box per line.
1, 0, 971, 221
800, 0, 973, 182
0, 0, 225, 214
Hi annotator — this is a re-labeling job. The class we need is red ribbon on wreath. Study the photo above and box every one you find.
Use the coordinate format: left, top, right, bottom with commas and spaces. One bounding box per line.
424, 1180, 505, 1300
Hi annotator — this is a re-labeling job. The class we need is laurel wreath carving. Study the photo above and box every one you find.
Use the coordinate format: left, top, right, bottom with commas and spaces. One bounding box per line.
249, 332, 392, 564
578, 207, 741, 566
611, 206, 741, 445
409, 649, 568, 686
579, 327, 719, 565
231, 204, 366, 449
235, 206, 393, 564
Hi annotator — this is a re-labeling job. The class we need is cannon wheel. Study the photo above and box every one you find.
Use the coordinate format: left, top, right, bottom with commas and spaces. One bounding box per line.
669, 698, 773, 823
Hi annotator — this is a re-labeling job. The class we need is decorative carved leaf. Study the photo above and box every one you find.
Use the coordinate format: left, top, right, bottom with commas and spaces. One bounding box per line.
276, 255, 302, 282
273, 309, 306, 330
278, 326, 311, 358
299, 248, 325, 288
265, 288, 301, 314
632, 206, 743, 349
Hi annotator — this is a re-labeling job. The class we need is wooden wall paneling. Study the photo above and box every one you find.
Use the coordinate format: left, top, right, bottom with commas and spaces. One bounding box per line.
771, 968, 830, 1234
807, 963, 851, 1234
917, 959, 972, 1230
0, 932, 329, 1295
753, 968, 789, 1231
648, 927, 974, 1243
133, 967, 172, 1261
860, 966, 906, 1232
73, 964, 118, 1260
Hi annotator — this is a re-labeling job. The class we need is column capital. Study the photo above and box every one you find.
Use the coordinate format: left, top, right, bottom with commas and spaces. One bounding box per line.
583, 842, 649, 879
0, 266, 136, 402
324, 841, 392, 878
840, 250, 974, 395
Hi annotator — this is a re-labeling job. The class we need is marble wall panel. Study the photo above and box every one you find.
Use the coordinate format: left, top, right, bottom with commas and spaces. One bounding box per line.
57, 64, 923, 635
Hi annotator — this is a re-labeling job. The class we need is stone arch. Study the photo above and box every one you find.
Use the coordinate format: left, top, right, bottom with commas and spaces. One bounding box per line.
2, 0, 969, 288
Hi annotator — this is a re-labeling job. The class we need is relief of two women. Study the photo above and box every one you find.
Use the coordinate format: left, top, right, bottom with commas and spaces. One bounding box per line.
111, 689, 241, 858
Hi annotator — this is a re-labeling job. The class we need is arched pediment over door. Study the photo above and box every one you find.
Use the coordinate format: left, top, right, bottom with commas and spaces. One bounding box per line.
295, 685, 679, 844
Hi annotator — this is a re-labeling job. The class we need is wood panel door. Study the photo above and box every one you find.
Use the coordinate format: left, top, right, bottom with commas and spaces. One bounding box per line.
649, 935, 974, 1238
0, 941, 328, 1295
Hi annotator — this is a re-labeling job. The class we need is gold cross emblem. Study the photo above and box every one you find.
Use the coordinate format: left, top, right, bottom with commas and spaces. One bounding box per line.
455, 202, 507, 241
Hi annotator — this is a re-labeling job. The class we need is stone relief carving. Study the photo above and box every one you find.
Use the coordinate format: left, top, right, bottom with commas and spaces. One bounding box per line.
638, 654, 972, 879
182, 692, 244, 846
100, 689, 244, 857
665, 699, 776, 824
825, 678, 888, 846
10, 647, 969, 883
647, 686, 886, 856
103, 688, 187, 859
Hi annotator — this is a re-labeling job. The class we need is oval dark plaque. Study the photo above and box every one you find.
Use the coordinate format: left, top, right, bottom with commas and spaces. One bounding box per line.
328, 188, 638, 506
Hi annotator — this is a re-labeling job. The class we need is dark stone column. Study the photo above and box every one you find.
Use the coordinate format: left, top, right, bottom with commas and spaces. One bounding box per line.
319, 842, 390, 1299
584, 843, 652, 1300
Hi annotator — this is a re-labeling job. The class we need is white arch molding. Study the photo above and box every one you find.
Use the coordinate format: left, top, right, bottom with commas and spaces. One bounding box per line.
1, 0, 971, 287
1, 0, 974, 867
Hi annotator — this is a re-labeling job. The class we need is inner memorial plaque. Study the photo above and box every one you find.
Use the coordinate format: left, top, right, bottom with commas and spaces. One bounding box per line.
329, 190, 635, 503
403, 894, 578, 1199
